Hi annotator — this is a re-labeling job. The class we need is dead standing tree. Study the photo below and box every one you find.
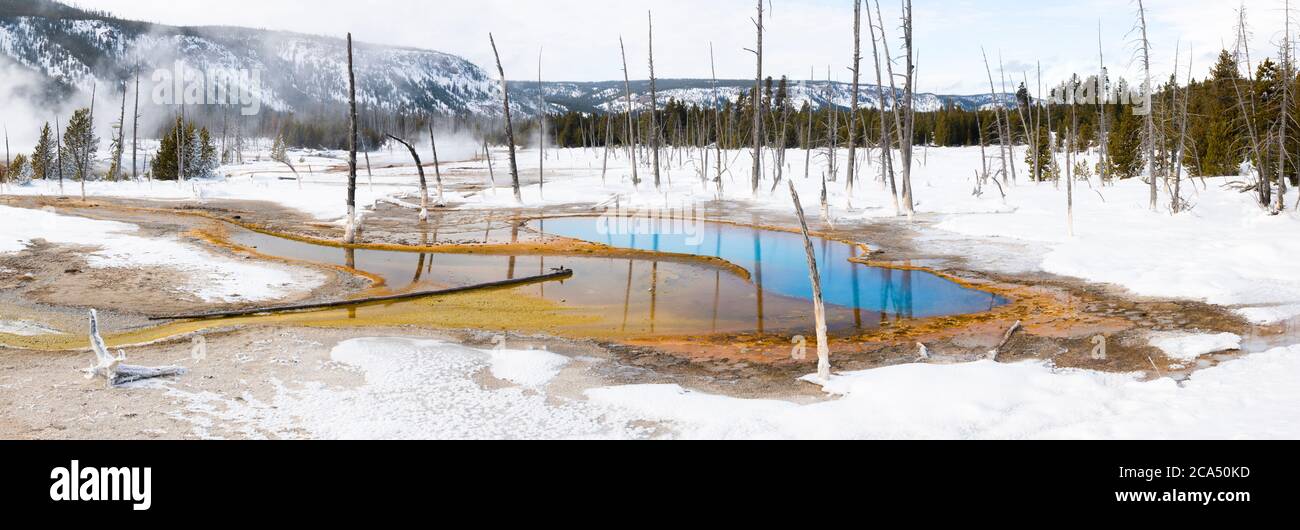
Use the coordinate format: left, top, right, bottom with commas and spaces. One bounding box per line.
749, 0, 764, 196
788, 180, 832, 382
385, 134, 430, 221
537, 48, 546, 197
490, 33, 523, 203
619, 36, 639, 187
428, 122, 445, 207
846, 0, 863, 199
1136, 0, 1158, 211
878, 0, 917, 218
866, 2, 899, 214
648, 11, 662, 190
344, 33, 360, 244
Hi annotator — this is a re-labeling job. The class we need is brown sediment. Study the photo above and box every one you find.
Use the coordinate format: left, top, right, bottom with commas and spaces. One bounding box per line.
0, 195, 1254, 377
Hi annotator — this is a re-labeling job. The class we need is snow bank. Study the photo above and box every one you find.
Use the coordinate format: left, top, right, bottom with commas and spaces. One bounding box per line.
587, 345, 1300, 439
488, 347, 571, 387
171, 338, 644, 440
0, 205, 322, 302
1148, 332, 1242, 361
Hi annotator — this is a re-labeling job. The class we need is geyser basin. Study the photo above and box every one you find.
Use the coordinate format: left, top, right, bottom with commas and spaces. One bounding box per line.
531, 216, 1007, 320
223, 218, 1005, 338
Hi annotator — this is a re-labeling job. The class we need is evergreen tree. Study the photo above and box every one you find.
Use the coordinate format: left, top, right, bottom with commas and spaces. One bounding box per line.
7, 153, 32, 184
61, 107, 97, 182
31, 122, 53, 180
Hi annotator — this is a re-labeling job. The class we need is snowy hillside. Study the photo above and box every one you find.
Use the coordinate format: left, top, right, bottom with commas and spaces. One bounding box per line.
510, 79, 1022, 115
1, 0, 1018, 119
0, 1, 501, 115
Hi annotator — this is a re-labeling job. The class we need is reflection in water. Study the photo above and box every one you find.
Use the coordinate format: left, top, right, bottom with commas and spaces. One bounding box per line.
226, 218, 1005, 337
534, 217, 1005, 321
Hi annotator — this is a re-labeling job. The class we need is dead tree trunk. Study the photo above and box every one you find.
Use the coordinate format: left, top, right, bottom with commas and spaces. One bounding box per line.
1137, 0, 1158, 211
982, 48, 1010, 186
483, 139, 497, 190
55, 117, 63, 194
1276, 1, 1292, 213
711, 42, 724, 194
620, 36, 639, 187
490, 33, 523, 203
132, 65, 140, 180
787, 180, 831, 382
868, 5, 899, 213
428, 121, 444, 206
648, 12, 662, 190
386, 134, 428, 220
344, 33, 359, 244
537, 48, 546, 197
1096, 23, 1109, 183
750, 0, 764, 195
83, 83, 95, 200
846, 0, 862, 198
113, 80, 125, 181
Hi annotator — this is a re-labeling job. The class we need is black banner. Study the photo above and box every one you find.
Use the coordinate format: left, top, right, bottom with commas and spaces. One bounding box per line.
0, 441, 1292, 520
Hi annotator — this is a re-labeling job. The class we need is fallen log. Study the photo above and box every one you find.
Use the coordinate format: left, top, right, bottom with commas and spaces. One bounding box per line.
85, 309, 187, 387
151, 268, 574, 321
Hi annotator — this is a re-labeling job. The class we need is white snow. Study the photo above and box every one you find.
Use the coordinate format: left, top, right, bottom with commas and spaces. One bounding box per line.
488, 347, 571, 387
169, 338, 645, 440
1148, 332, 1243, 361
0, 205, 322, 302
169, 336, 1300, 440
588, 345, 1300, 439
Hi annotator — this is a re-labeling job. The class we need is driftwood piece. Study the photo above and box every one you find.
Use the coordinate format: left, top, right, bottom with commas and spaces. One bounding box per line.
991, 320, 1023, 361
151, 269, 574, 321
85, 310, 186, 387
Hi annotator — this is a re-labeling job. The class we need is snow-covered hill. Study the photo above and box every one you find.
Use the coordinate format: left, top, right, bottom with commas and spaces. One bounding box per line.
1, 0, 1017, 117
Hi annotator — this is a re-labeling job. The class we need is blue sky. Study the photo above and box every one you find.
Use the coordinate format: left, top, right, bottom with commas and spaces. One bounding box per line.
67, 0, 1288, 94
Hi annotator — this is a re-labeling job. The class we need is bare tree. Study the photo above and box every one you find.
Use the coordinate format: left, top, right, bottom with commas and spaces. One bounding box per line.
888, 0, 917, 218
55, 116, 63, 194
83, 82, 95, 200
750, 0, 764, 195
711, 42, 724, 194
866, 2, 899, 213
489, 33, 523, 203
537, 47, 545, 197
344, 33, 359, 244
111, 80, 125, 181
648, 11, 662, 190
788, 180, 831, 382
982, 48, 1010, 186
386, 133, 429, 220
619, 36, 639, 187
428, 121, 445, 207
1136, 0, 1158, 211
1172, 45, 1193, 213
132, 65, 140, 180
846, 0, 863, 198
1276, 0, 1292, 212
1096, 21, 1109, 183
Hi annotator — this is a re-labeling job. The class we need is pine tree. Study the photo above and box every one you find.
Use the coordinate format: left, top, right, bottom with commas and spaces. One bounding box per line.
31, 122, 53, 180
7, 153, 32, 184
61, 107, 97, 183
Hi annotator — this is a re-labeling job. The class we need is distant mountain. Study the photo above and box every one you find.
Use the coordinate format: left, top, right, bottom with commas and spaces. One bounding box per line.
509, 79, 1019, 115
1, 0, 1017, 118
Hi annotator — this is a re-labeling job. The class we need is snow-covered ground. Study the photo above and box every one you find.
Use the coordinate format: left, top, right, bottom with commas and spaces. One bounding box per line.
168, 336, 1300, 440
9, 141, 1300, 439
0, 205, 323, 302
